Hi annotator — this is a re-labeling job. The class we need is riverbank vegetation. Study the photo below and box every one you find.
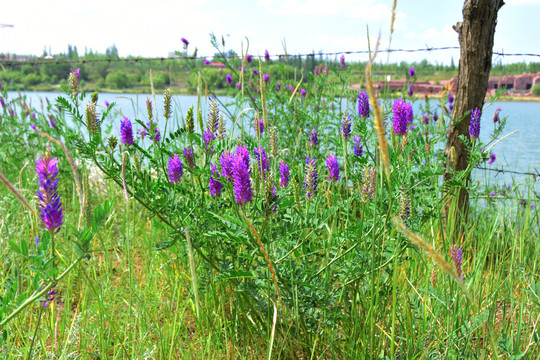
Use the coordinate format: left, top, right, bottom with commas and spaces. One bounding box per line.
0, 36, 539, 359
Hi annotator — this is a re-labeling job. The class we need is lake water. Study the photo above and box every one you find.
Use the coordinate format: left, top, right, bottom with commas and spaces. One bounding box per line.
7, 91, 540, 192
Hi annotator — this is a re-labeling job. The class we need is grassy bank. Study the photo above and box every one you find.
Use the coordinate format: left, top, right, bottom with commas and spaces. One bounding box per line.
0, 49, 539, 359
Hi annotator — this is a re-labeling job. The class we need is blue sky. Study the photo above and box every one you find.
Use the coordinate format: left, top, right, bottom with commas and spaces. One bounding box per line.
1, 0, 538, 65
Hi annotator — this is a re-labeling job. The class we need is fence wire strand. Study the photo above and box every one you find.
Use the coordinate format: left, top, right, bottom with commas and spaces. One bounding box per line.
1, 46, 540, 67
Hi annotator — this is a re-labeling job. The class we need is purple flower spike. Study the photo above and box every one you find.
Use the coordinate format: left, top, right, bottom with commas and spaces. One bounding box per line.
276, 82, 281, 91
204, 59, 211, 65
204, 130, 215, 151
493, 107, 501, 123
49, 115, 56, 129
41, 284, 58, 308
469, 107, 481, 139
341, 114, 351, 140
279, 161, 290, 187
265, 49, 270, 61
120, 117, 134, 146
226, 74, 233, 84
168, 153, 184, 184
487, 152, 496, 164
422, 114, 429, 124
340, 55, 345, 68
448, 92, 454, 104
183, 148, 195, 169
450, 245, 464, 280
254, 147, 270, 177
326, 155, 339, 182
220, 150, 234, 180
36, 156, 63, 233
232, 146, 252, 205
309, 127, 318, 148
181, 38, 189, 46
409, 67, 415, 77
246, 54, 253, 63
358, 91, 369, 118
300, 88, 307, 97
263, 74, 270, 84
353, 136, 363, 157
105, 101, 110, 108
433, 112, 438, 122
392, 98, 409, 136
407, 84, 414, 97
209, 163, 223, 197
252, 69, 259, 76
287, 84, 293, 92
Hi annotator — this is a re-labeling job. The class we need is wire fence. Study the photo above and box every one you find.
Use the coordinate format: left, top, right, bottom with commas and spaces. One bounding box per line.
1, 46, 540, 67
476, 166, 539, 181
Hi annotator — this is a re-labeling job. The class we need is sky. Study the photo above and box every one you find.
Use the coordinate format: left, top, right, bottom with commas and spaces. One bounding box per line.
1, 0, 539, 65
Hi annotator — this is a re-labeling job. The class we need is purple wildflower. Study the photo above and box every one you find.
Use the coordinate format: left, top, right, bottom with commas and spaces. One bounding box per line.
340, 55, 345, 68
209, 163, 223, 197
276, 82, 281, 91
358, 91, 369, 118
469, 107, 481, 139
183, 148, 195, 169
309, 127, 318, 148
407, 84, 414, 97
226, 74, 233, 84
392, 99, 409, 136
204, 130, 215, 151
220, 150, 234, 179
41, 284, 58, 308
300, 88, 307, 97
448, 93, 454, 104
263, 74, 270, 84
487, 152, 496, 164
204, 59, 211, 65
49, 115, 56, 128
433, 112, 438, 122
252, 69, 259, 76
353, 136, 363, 157
120, 117, 134, 146
246, 54, 253, 63
255, 118, 264, 135
493, 107, 501, 123
36, 156, 63, 233
287, 84, 294, 92
254, 147, 270, 178
449, 104, 454, 112
409, 67, 415, 77
450, 245, 464, 280
489, 192, 496, 197
168, 154, 184, 184
236, 82, 240, 89
232, 146, 252, 205
324, 64, 329, 75
326, 155, 339, 182
265, 49, 270, 61
304, 157, 318, 198
181, 37, 189, 46
422, 114, 429, 124
279, 161, 290, 187
341, 114, 351, 140
105, 101, 110, 107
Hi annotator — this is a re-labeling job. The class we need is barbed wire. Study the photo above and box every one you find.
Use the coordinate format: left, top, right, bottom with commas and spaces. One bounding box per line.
0, 46, 539, 67
476, 166, 539, 180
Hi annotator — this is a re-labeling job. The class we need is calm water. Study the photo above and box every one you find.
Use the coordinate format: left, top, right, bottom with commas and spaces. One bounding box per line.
8, 91, 540, 191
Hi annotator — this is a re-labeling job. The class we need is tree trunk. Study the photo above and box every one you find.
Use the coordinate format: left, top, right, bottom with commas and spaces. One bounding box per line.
443, 0, 504, 226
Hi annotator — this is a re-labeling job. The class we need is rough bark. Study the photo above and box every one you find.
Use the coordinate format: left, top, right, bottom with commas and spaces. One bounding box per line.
443, 0, 504, 224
